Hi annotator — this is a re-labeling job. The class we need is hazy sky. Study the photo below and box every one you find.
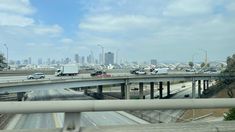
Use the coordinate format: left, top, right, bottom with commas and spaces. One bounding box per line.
0, 0, 235, 63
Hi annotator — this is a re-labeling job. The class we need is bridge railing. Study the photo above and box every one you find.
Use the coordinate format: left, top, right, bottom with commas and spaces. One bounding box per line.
0, 98, 235, 132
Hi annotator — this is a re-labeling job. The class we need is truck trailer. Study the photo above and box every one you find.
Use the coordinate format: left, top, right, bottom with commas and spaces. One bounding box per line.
55, 64, 79, 76
151, 68, 168, 75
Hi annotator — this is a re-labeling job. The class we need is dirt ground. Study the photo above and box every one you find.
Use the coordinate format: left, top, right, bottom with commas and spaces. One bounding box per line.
180, 83, 235, 121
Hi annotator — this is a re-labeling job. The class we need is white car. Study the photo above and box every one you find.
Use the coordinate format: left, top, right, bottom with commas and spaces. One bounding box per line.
135, 70, 146, 75
27, 73, 45, 79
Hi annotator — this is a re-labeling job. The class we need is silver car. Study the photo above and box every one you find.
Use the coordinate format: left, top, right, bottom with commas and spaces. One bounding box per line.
27, 73, 45, 79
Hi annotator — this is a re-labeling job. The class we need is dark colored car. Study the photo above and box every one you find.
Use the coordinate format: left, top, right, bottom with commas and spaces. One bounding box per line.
130, 69, 139, 74
90, 70, 106, 76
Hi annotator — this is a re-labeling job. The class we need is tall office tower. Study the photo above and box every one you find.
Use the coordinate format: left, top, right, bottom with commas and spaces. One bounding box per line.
105, 52, 114, 65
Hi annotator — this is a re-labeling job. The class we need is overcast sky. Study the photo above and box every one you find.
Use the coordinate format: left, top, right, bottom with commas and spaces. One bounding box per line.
0, 0, 235, 63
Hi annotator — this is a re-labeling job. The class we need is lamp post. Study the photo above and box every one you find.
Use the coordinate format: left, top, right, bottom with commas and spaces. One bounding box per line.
3, 44, 8, 68
97, 44, 104, 65
200, 49, 208, 67
191, 53, 198, 68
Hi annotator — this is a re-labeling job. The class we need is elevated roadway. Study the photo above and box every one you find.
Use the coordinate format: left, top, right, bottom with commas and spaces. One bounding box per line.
0, 73, 223, 94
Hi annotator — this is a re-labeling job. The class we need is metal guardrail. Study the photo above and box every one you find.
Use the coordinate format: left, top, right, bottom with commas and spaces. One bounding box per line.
0, 99, 235, 132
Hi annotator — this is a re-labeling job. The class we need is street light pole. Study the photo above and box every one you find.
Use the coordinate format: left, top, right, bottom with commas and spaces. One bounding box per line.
191, 53, 198, 68
97, 44, 104, 65
200, 49, 208, 67
3, 44, 8, 68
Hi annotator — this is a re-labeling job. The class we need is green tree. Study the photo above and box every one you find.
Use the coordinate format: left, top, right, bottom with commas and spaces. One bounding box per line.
201, 62, 205, 68
224, 108, 235, 120
0, 53, 7, 70
224, 54, 235, 73
188, 61, 194, 68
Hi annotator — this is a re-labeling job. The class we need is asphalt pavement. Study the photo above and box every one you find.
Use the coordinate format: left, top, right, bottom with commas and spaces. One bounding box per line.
5, 89, 148, 130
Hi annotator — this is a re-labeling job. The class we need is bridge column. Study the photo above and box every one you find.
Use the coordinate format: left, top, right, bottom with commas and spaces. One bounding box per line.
192, 79, 196, 98
198, 80, 201, 98
124, 80, 130, 99
203, 80, 206, 91
97, 85, 103, 98
206, 80, 209, 90
84, 89, 88, 95
150, 82, 154, 99
139, 82, 144, 99
167, 81, 170, 97
63, 112, 81, 132
17, 92, 25, 101
97, 85, 103, 95
159, 82, 163, 99
121, 83, 125, 99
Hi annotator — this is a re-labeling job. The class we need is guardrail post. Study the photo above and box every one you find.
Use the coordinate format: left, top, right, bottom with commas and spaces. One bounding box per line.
63, 112, 81, 132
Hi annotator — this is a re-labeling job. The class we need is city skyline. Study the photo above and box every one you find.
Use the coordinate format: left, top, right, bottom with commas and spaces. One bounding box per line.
0, 0, 235, 62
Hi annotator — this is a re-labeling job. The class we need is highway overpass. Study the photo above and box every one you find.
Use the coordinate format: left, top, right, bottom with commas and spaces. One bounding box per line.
0, 73, 232, 100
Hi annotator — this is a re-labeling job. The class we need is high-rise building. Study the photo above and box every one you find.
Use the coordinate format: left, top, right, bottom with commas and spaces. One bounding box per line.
99, 53, 102, 64
47, 58, 51, 65
151, 59, 157, 65
75, 54, 79, 63
38, 58, 42, 65
105, 52, 114, 65
28, 57, 32, 65
81, 56, 85, 64
87, 54, 92, 64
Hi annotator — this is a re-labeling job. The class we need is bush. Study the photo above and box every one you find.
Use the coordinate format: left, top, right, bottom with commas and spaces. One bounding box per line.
224, 108, 235, 120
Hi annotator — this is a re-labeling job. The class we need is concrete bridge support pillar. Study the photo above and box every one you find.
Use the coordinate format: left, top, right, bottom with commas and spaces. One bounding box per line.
159, 82, 163, 99
17, 92, 25, 101
150, 82, 154, 99
63, 112, 81, 132
121, 83, 125, 99
206, 80, 209, 90
192, 79, 196, 98
97, 85, 103, 97
198, 80, 201, 98
203, 80, 206, 91
139, 82, 144, 99
167, 81, 170, 97
125, 80, 130, 99
84, 89, 88, 95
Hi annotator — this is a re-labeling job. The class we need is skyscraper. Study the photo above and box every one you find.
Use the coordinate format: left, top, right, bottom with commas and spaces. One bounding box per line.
105, 52, 114, 65
151, 59, 157, 65
38, 58, 42, 65
75, 54, 79, 63
28, 57, 32, 65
